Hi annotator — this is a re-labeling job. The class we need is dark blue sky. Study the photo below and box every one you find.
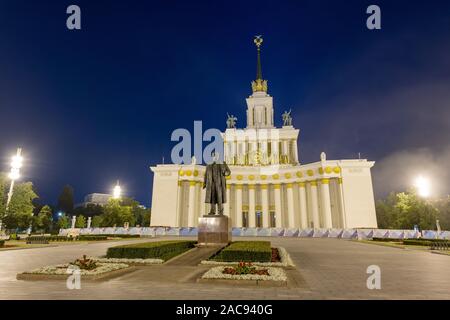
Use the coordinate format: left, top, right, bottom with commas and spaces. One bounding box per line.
1, 0, 449, 206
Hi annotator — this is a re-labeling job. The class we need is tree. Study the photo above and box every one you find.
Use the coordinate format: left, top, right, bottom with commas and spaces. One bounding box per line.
101, 199, 134, 227
57, 185, 74, 214
376, 190, 438, 230
37, 205, 53, 233
57, 214, 70, 229
91, 215, 102, 228
434, 197, 450, 231
75, 215, 86, 228
73, 203, 104, 218
0, 174, 38, 230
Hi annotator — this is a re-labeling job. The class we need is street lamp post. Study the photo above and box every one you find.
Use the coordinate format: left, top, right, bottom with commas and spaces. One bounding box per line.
1, 148, 23, 233
6, 148, 23, 210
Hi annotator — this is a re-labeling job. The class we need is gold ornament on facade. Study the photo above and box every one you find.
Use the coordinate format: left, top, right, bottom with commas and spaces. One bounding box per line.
272, 173, 279, 179
248, 175, 255, 181
236, 174, 243, 180
186, 170, 192, 176
260, 175, 267, 180
333, 166, 341, 174
325, 166, 332, 174
307, 169, 314, 176
296, 171, 303, 178
179, 170, 185, 176
284, 173, 292, 179
193, 170, 199, 177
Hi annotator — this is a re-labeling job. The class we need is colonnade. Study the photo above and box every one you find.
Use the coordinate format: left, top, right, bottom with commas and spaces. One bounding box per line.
178, 178, 346, 229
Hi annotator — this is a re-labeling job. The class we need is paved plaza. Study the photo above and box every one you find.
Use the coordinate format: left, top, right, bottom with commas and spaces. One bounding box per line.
0, 237, 449, 299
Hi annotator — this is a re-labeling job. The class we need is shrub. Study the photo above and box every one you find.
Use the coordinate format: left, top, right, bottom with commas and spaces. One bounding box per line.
212, 241, 272, 262
77, 235, 108, 241
0, 240, 4, 248
9, 234, 20, 240
106, 240, 196, 261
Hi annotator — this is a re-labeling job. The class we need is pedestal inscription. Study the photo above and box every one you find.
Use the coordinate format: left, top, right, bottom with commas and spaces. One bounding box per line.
198, 215, 231, 245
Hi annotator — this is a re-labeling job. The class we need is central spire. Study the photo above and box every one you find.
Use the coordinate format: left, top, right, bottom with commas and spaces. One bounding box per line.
251, 35, 268, 93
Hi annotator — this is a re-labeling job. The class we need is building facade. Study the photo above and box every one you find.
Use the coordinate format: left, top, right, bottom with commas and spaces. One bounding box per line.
150, 38, 378, 229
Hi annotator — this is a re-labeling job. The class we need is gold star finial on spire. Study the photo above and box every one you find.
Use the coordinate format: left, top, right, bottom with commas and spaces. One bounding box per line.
251, 35, 268, 93
254, 35, 263, 48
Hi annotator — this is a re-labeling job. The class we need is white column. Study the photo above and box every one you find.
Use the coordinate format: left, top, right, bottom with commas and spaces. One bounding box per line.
274, 184, 282, 227
242, 140, 247, 165
310, 181, 320, 228
224, 185, 230, 217
200, 181, 206, 216
293, 140, 299, 164
286, 183, 295, 228
337, 178, 347, 228
282, 140, 289, 163
175, 181, 182, 227
188, 181, 196, 227
235, 185, 243, 227
272, 139, 279, 164
251, 141, 257, 165
261, 184, 269, 228
298, 182, 308, 229
320, 179, 333, 228
248, 185, 256, 227
233, 140, 239, 164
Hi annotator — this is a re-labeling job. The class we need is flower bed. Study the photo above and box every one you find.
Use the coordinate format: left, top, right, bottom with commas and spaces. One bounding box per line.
106, 240, 196, 261
201, 247, 294, 267
201, 265, 287, 282
22, 262, 128, 276
91, 257, 164, 265
16, 255, 134, 281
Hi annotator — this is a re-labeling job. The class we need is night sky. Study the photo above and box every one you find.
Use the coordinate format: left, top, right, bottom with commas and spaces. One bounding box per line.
1, 0, 449, 207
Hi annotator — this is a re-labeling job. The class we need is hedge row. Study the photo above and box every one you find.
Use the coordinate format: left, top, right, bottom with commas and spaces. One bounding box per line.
372, 238, 402, 242
99, 234, 140, 238
26, 235, 109, 242
0, 240, 4, 248
27, 236, 75, 242
106, 240, 196, 261
78, 235, 108, 241
212, 241, 272, 262
403, 239, 449, 246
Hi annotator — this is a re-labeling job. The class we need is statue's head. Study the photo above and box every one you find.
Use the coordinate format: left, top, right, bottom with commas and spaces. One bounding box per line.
211, 151, 220, 162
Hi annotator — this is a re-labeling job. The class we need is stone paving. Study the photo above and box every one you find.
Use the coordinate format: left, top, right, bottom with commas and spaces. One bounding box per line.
0, 237, 449, 299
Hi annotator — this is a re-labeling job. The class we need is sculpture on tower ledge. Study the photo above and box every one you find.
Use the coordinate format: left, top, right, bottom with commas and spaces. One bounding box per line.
282, 109, 292, 126
203, 151, 231, 215
226, 113, 237, 129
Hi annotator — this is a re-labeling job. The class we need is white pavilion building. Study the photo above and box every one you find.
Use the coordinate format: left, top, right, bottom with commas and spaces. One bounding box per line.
150, 37, 378, 230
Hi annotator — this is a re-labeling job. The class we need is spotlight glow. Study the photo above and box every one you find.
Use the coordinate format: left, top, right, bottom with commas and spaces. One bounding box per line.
113, 182, 122, 199
11, 155, 23, 169
414, 176, 431, 198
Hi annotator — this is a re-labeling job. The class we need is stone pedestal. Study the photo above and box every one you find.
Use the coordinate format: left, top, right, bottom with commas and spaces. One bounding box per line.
198, 215, 231, 245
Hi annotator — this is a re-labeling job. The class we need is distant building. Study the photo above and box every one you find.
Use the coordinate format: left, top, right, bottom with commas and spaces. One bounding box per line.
81, 193, 112, 207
